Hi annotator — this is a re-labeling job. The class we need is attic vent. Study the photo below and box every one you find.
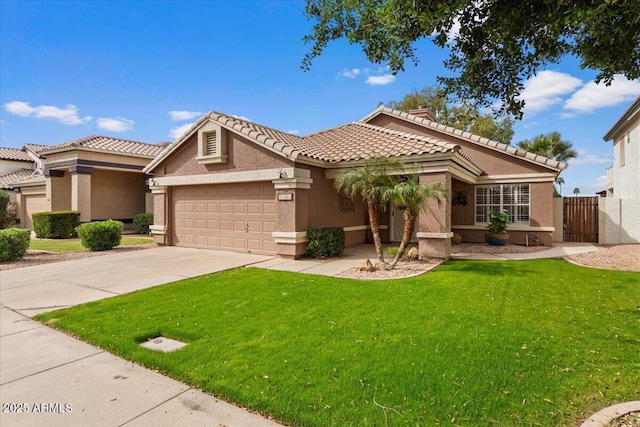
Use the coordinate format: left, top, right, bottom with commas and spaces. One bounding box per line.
205, 131, 217, 156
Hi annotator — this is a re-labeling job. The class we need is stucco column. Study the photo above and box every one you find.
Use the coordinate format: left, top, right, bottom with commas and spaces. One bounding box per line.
418, 172, 452, 259
70, 166, 93, 222
149, 185, 168, 244
272, 173, 313, 259
44, 169, 65, 212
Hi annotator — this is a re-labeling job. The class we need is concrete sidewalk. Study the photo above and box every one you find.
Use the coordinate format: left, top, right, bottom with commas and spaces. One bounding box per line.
253, 242, 600, 276
0, 247, 283, 427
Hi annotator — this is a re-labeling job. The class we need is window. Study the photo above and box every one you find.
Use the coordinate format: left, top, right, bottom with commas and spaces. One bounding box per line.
475, 184, 530, 226
197, 122, 227, 164
619, 136, 625, 166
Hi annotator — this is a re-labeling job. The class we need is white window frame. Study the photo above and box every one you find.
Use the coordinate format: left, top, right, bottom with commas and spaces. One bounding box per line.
196, 122, 227, 164
475, 184, 530, 226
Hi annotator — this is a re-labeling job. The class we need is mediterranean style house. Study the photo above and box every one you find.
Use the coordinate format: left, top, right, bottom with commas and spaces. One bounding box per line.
144, 106, 564, 259
601, 96, 640, 244
1, 136, 164, 229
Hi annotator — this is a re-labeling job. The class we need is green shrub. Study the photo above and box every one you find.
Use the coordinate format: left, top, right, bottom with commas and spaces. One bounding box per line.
0, 228, 30, 262
306, 227, 345, 258
77, 220, 124, 251
133, 212, 153, 234
0, 189, 16, 229
32, 211, 81, 238
386, 246, 408, 258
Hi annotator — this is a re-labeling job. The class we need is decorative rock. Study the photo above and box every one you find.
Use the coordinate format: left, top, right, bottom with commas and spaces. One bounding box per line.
407, 247, 419, 261
452, 233, 462, 244
358, 259, 376, 272
375, 262, 390, 271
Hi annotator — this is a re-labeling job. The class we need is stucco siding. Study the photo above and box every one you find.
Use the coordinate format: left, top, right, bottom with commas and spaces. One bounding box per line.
306, 166, 369, 245
91, 170, 146, 220
157, 132, 293, 178
366, 115, 552, 175
599, 198, 640, 244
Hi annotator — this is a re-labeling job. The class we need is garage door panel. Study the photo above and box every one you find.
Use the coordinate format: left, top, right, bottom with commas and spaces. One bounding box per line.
172, 183, 276, 255
24, 195, 48, 230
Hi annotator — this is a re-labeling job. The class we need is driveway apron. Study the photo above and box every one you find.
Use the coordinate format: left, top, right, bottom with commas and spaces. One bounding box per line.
0, 247, 283, 427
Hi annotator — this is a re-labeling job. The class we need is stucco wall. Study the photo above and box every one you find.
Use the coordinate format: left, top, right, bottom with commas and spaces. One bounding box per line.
599, 197, 640, 244
91, 169, 146, 220
49, 173, 72, 211
156, 131, 293, 177
1, 159, 33, 175
306, 166, 369, 246
610, 120, 639, 199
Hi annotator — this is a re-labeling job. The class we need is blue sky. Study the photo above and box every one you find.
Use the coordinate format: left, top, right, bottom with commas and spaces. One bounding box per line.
1, 0, 639, 196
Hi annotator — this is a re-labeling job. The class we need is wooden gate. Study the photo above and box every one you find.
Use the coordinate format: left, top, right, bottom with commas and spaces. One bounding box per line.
563, 197, 598, 242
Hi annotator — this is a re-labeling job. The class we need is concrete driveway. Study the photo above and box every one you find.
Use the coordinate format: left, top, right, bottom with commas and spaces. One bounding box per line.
1, 246, 274, 317
0, 246, 283, 427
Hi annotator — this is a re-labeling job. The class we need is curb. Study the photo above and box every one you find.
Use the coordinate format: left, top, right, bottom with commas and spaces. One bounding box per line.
580, 401, 640, 427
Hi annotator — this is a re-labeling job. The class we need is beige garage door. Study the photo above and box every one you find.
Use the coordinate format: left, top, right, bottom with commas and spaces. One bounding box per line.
172, 183, 276, 254
24, 194, 48, 229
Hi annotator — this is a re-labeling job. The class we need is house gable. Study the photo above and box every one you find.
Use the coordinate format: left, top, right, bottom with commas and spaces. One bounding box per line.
362, 107, 564, 177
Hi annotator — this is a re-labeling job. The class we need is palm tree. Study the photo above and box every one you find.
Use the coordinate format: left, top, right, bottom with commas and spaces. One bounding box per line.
573, 187, 580, 196
555, 176, 565, 197
516, 132, 578, 164
334, 158, 401, 263
383, 176, 447, 269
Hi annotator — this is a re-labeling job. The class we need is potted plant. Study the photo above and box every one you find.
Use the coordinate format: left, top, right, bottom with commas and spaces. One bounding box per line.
485, 210, 510, 246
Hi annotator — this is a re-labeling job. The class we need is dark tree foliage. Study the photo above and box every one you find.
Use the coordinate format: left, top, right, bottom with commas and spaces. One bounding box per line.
302, 0, 640, 118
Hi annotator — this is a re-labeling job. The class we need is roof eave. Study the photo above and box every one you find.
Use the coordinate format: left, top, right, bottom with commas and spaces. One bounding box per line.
603, 96, 640, 141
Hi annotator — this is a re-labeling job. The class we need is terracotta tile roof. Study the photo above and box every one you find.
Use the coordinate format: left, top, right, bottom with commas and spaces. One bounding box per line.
363, 106, 566, 171
144, 109, 496, 173
0, 147, 32, 162
38, 135, 164, 158
0, 168, 39, 189
23, 143, 48, 155
296, 122, 461, 162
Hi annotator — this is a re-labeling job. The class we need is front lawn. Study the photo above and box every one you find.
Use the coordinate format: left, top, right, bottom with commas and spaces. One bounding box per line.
36, 260, 640, 426
29, 236, 153, 253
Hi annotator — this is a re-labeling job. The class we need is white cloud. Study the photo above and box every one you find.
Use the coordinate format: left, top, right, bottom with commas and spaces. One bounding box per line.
583, 175, 608, 191
169, 122, 194, 139
564, 75, 640, 113
169, 110, 202, 121
366, 74, 396, 86
569, 154, 613, 166
519, 71, 583, 114
231, 114, 251, 122
342, 68, 360, 78
287, 129, 300, 135
96, 116, 134, 132
4, 101, 91, 125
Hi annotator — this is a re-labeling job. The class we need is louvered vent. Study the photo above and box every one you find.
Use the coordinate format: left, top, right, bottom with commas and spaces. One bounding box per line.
205, 132, 217, 156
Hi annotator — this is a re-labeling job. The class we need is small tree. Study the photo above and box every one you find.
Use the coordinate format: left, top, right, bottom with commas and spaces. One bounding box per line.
334, 157, 401, 263
573, 187, 581, 196
383, 176, 447, 269
0, 190, 16, 229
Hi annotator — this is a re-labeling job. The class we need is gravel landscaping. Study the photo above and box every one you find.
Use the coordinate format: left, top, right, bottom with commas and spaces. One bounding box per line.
566, 244, 640, 272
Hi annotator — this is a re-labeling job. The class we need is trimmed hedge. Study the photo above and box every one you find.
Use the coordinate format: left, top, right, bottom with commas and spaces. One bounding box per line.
306, 227, 345, 258
0, 228, 30, 262
32, 211, 81, 239
77, 220, 124, 251
133, 212, 153, 234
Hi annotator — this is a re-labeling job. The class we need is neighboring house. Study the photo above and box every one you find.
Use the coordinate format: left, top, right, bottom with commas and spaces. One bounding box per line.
144, 106, 564, 259
0, 144, 45, 223
601, 96, 640, 244
6, 136, 164, 229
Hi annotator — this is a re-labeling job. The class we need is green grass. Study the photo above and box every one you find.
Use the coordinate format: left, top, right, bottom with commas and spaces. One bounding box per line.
29, 236, 153, 252
36, 260, 640, 426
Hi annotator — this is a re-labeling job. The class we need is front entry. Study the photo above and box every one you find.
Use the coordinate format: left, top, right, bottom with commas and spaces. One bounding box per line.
390, 204, 417, 243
